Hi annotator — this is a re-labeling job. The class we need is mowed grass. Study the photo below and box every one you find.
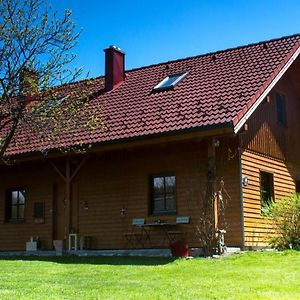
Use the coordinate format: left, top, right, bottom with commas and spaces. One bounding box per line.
0, 251, 299, 300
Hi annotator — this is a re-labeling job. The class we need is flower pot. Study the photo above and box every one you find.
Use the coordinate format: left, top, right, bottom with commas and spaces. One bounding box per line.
53, 240, 63, 251
170, 241, 189, 257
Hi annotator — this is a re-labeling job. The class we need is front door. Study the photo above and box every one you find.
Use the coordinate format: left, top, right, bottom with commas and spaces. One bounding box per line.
53, 182, 66, 242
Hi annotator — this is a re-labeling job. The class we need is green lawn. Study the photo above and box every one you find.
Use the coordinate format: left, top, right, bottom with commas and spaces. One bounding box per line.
0, 251, 299, 300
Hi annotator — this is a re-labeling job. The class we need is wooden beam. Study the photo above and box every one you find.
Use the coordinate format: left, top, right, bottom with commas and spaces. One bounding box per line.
70, 156, 89, 182
65, 158, 71, 240
206, 137, 217, 229
49, 160, 66, 182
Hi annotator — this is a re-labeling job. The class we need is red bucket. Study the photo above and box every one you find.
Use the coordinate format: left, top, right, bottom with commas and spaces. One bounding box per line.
170, 241, 189, 257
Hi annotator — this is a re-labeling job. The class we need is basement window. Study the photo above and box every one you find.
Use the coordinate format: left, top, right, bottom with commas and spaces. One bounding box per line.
153, 72, 188, 91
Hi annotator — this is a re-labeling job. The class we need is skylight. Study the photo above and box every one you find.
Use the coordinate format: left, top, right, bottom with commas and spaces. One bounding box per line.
153, 72, 188, 91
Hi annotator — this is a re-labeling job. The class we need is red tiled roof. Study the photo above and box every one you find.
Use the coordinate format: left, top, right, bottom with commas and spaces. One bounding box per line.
3, 34, 300, 157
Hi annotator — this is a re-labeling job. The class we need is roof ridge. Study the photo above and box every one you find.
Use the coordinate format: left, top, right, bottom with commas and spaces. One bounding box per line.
51, 33, 300, 88
48, 75, 104, 91
126, 33, 300, 73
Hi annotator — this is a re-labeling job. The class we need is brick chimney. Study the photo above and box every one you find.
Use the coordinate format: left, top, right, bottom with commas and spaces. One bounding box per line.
19, 68, 39, 103
104, 46, 125, 91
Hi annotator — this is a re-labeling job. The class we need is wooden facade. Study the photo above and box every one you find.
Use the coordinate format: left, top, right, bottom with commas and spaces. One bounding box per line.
0, 138, 243, 251
1, 44, 300, 252
1, 65, 299, 251
239, 60, 300, 248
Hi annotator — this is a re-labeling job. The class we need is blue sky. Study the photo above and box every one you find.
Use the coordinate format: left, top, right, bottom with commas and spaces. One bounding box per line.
51, 0, 300, 78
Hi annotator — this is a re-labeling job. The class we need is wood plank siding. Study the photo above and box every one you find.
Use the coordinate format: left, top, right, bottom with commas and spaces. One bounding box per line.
241, 150, 295, 247
240, 65, 300, 247
0, 139, 243, 251
0, 163, 57, 250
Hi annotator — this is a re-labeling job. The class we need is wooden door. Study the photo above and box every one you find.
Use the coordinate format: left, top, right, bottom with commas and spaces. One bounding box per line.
53, 182, 66, 242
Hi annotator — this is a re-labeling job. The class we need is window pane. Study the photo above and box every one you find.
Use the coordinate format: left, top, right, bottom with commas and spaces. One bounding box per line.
166, 194, 176, 211
18, 205, 25, 219
34, 202, 44, 218
165, 176, 176, 193
11, 205, 18, 219
276, 93, 287, 126
11, 191, 18, 204
261, 172, 274, 206
153, 72, 188, 91
7, 188, 26, 221
159, 76, 180, 88
153, 177, 164, 194
18, 191, 25, 204
153, 195, 165, 212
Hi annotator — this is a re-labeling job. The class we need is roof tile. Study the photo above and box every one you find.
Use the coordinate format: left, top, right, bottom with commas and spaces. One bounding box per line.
2, 34, 300, 157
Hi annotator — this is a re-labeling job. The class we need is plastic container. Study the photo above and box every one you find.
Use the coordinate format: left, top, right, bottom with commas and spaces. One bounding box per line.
170, 241, 189, 257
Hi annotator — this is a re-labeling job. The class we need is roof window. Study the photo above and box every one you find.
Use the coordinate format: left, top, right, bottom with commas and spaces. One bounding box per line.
153, 72, 188, 91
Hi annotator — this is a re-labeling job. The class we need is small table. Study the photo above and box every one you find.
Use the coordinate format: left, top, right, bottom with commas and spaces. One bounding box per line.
141, 222, 178, 246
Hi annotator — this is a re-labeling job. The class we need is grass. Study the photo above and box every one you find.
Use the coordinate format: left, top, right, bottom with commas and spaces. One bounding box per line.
0, 251, 299, 299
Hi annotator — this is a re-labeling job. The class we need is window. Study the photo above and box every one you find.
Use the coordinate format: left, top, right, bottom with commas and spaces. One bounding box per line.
6, 189, 26, 221
260, 172, 274, 207
151, 174, 176, 214
153, 72, 188, 91
276, 93, 287, 126
33, 202, 45, 219
295, 180, 300, 194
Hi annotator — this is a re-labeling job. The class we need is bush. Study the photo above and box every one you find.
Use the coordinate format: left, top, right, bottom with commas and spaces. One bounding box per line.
266, 193, 300, 250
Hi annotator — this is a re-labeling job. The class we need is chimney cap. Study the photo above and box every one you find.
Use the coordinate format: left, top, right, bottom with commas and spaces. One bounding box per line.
104, 45, 125, 55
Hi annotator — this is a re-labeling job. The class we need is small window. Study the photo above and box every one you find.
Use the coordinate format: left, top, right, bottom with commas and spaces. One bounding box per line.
151, 174, 176, 214
295, 180, 300, 194
33, 202, 45, 219
276, 93, 287, 126
153, 72, 188, 91
260, 172, 274, 208
6, 188, 26, 222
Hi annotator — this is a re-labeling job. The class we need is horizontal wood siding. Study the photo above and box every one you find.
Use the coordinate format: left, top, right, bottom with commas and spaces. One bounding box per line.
77, 142, 208, 249
0, 163, 56, 250
0, 139, 243, 250
216, 137, 242, 246
240, 66, 300, 247
241, 150, 295, 247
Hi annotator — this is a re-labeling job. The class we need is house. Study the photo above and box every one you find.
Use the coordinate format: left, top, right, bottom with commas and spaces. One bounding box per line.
0, 34, 300, 251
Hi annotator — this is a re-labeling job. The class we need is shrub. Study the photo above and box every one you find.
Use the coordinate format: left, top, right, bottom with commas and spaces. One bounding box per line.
266, 193, 300, 250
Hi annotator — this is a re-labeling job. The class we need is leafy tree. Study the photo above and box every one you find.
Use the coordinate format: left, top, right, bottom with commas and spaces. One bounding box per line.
0, 0, 100, 160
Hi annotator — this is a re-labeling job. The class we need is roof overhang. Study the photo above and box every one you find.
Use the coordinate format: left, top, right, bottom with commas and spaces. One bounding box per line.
2, 122, 233, 163
233, 44, 300, 134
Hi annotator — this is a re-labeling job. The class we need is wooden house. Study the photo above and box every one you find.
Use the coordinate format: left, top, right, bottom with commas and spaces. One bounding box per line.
0, 34, 300, 251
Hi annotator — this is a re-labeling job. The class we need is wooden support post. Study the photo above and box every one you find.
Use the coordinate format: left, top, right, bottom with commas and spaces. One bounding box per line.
65, 158, 71, 240
49, 156, 89, 245
207, 137, 217, 231
214, 193, 218, 230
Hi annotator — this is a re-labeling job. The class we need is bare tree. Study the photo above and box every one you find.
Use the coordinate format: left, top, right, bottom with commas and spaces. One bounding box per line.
0, 0, 99, 160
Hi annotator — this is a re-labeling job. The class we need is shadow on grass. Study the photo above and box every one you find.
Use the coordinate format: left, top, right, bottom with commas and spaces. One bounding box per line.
0, 256, 177, 266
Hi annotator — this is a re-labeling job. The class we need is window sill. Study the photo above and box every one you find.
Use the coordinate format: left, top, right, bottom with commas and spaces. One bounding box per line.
7, 219, 25, 224
151, 211, 177, 216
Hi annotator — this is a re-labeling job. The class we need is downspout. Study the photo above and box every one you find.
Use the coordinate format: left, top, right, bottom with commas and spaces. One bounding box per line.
238, 147, 245, 249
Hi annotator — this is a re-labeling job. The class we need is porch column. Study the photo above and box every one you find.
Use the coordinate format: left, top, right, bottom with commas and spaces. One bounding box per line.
65, 158, 71, 239
206, 137, 218, 230
49, 156, 89, 243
